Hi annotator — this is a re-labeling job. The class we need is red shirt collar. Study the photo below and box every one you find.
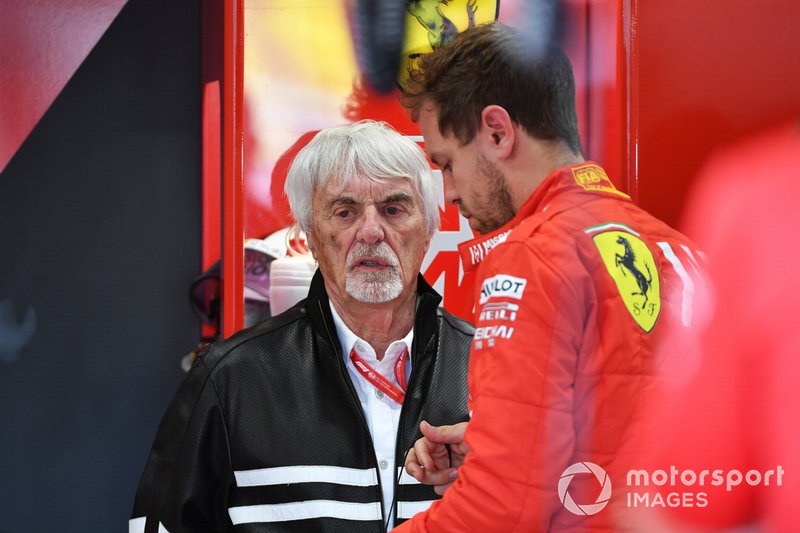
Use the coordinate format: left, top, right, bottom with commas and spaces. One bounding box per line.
457, 162, 629, 272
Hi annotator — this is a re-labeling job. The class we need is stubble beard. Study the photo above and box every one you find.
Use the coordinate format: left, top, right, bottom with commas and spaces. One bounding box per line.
345, 243, 403, 303
473, 153, 516, 234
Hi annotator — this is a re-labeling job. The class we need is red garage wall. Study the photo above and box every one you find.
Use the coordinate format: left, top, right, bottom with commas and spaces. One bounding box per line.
633, 0, 800, 228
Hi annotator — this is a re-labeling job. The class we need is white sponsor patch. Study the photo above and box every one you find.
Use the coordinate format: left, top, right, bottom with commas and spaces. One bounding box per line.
478, 301, 519, 322
466, 230, 512, 267
479, 274, 527, 304
474, 325, 515, 341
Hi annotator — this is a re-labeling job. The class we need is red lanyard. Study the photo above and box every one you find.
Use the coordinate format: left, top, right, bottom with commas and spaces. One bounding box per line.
349, 346, 409, 404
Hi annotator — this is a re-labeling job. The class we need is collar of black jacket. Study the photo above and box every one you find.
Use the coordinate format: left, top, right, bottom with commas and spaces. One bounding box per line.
306, 269, 442, 366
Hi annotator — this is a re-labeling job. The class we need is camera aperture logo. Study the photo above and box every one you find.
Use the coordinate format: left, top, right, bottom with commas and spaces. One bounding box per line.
558, 462, 612, 515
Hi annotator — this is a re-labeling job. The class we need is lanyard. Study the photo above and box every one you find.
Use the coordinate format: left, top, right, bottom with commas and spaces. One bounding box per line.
349, 346, 409, 404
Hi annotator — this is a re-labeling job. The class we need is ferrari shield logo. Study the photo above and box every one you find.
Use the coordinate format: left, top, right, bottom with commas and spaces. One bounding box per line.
592, 230, 661, 332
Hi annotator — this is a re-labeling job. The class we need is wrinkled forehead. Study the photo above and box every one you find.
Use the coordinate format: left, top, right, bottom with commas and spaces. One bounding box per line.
315, 173, 420, 204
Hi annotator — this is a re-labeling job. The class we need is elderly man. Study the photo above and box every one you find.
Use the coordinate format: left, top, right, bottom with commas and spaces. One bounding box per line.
130, 120, 473, 533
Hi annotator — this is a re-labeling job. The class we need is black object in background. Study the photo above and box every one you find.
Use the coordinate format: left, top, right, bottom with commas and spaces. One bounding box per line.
347, 0, 409, 93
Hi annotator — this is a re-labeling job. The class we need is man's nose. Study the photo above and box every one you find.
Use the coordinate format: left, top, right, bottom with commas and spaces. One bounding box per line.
356, 207, 385, 244
441, 171, 460, 206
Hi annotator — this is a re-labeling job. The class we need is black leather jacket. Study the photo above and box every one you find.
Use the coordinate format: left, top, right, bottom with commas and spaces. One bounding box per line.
131, 271, 473, 533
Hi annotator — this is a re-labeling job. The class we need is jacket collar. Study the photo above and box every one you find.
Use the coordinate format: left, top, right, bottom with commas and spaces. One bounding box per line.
457, 162, 630, 272
306, 270, 442, 365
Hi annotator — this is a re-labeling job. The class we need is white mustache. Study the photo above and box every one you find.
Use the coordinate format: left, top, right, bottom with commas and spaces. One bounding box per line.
346, 243, 399, 270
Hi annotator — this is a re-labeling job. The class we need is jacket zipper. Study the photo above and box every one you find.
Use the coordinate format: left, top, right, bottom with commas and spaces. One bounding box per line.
387, 296, 430, 527
391, 309, 434, 527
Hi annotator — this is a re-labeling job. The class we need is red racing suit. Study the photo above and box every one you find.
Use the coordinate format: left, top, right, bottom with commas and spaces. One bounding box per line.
393, 162, 704, 532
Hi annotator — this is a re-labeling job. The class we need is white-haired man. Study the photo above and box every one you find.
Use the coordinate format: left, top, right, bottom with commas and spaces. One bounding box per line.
130, 120, 473, 533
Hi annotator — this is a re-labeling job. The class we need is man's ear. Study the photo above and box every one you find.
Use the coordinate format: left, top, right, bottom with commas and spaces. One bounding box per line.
422, 233, 432, 257
305, 230, 317, 259
481, 105, 515, 159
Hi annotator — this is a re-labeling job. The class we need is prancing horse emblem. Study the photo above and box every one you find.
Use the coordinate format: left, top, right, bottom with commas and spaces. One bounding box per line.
590, 228, 661, 333
614, 236, 653, 306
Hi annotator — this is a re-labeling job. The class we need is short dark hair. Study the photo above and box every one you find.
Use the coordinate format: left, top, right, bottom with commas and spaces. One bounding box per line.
402, 22, 582, 155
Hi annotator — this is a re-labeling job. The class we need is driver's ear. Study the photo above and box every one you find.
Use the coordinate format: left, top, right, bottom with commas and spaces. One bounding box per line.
480, 105, 515, 160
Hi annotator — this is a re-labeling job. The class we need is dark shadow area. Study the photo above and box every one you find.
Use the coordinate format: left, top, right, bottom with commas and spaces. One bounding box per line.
0, 0, 200, 530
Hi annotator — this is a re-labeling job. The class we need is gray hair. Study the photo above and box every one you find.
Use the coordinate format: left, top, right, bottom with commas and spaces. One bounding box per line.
284, 120, 439, 237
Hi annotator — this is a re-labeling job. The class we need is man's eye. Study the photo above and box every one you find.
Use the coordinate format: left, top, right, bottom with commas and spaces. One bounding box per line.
335, 209, 351, 218
385, 206, 401, 216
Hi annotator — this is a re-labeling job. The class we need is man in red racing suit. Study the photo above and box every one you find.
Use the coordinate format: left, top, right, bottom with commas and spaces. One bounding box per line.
405, 162, 702, 532
394, 23, 705, 532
